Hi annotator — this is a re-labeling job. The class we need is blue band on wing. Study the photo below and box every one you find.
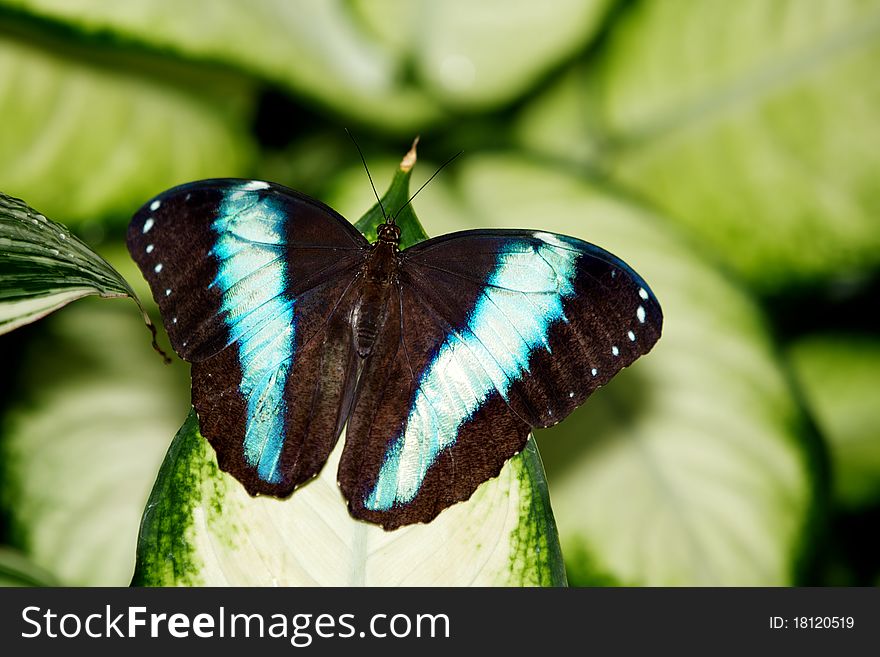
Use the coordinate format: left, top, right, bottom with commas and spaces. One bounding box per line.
365, 237, 578, 510
211, 184, 294, 484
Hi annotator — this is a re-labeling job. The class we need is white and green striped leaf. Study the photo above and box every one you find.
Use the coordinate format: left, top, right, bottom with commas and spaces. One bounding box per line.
134, 412, 563, 586
0, 192, 134, 334
0, 292, 191, 585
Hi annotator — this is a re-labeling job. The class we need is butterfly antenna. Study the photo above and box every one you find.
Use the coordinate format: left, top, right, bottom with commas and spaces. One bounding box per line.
393, 150, 463, 222
345, 128, 388, 222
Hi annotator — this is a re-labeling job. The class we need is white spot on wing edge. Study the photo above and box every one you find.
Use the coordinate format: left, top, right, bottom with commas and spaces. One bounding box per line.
154, 263, 163, 273
142, 218, 154, 233
165, 288, 172, 296
150, 200, 161, 212
639, 288, 649, 300
591, 368, 598, 376
628, 330, 636, 341
145, 244, 154, 254
637, 305, 646, 323
612, 345, 619, 356
532, 231, 567, 249
242, 180, 270, 191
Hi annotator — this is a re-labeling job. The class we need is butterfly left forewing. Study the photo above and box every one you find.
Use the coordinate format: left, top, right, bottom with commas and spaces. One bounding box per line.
127, 179, 368, 362
339, 229, 662, 529
127, 179, 369, 497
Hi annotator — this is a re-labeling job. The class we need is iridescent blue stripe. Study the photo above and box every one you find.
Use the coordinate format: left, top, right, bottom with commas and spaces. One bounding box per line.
211, 184, 294, 484
365, 236, 578, 510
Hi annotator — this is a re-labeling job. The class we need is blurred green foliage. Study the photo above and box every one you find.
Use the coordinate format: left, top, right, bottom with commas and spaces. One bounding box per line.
1, 0, 878, 586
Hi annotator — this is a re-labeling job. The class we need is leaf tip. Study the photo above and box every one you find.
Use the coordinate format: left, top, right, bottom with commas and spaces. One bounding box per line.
400, 136, 419, 173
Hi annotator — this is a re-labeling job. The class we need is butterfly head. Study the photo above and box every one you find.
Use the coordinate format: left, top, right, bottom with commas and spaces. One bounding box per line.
376, 222, 401, 246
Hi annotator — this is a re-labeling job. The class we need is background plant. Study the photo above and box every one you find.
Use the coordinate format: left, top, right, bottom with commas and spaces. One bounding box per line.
0, 0, 877, 586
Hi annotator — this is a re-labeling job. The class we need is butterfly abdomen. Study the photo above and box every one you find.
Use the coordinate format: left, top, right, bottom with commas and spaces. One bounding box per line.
350, 241, 400, 357
351, 285, 391, 358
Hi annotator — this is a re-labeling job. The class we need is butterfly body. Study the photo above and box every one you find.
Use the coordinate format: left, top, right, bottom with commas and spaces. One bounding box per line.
128, 178, 662, 529
351, 230, 400, 357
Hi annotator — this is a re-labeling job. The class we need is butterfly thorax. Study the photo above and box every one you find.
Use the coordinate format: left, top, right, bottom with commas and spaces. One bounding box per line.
351, 230, 401, 357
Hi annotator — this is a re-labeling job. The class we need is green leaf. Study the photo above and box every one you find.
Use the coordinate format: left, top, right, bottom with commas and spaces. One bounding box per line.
133, 149, 566, 586
0, 20, 254, 227
368, 153, 820, 586
1, 0, 442, 133
0, 282, 191, 585
134, 411, 564, 586
0, 191, 134, 334
5, 0, 615, 124
353, 139, 429, 248
788, 334, 880, 510
351, 0, 614, 109
0, 546, 58, 586
518, 0, 880, 292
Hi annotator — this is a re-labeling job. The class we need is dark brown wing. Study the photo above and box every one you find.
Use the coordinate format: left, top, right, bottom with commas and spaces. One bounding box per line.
127, 179, 368, 495
337, 229, 662, 529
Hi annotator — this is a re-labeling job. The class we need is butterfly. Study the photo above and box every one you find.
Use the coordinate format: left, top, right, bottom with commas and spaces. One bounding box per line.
127, 178, 662, 530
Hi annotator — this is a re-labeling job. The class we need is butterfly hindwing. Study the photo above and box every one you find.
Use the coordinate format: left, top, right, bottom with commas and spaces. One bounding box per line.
339, 230, 662, 529
127, 179, 368, 496
191, 271, 363, 496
